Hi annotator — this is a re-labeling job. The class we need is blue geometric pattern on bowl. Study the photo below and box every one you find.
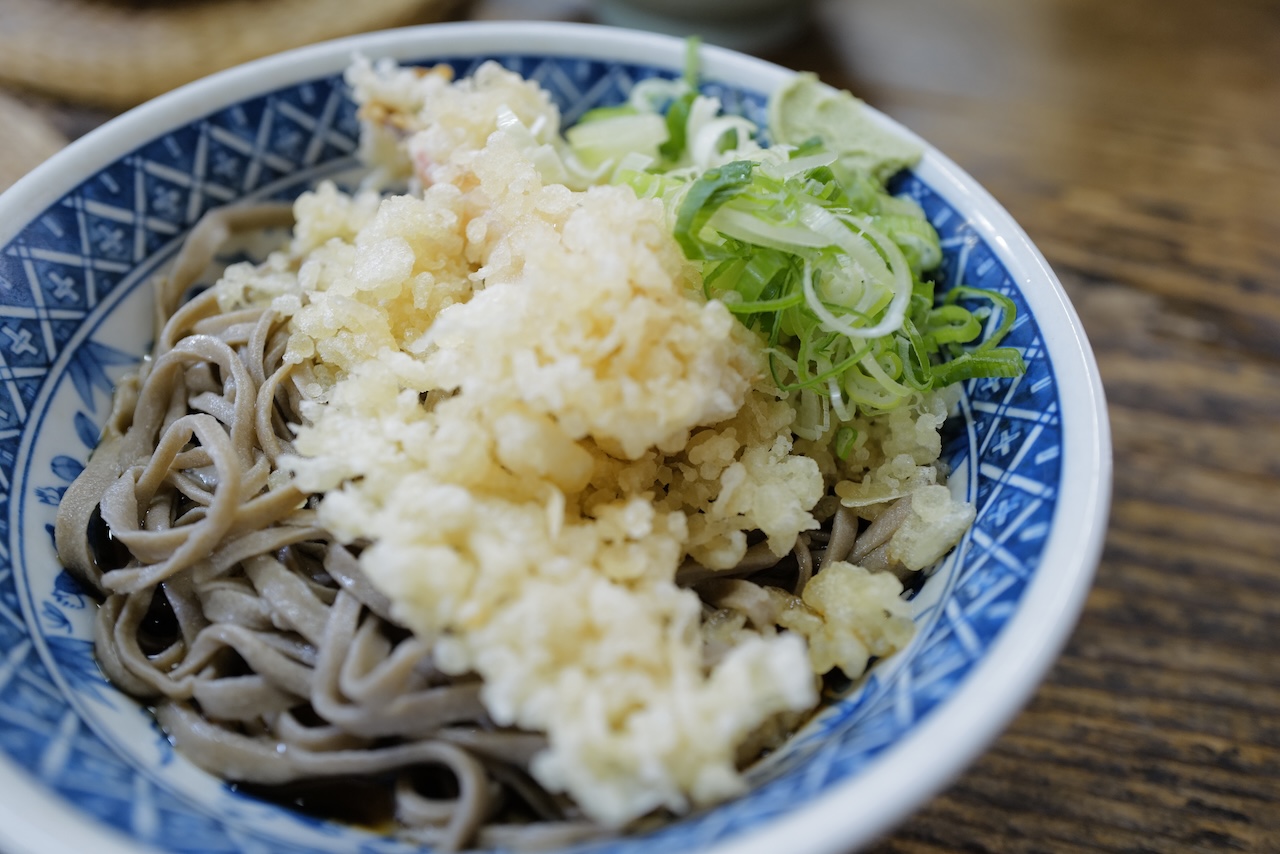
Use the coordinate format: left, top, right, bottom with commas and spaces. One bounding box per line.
0, 54, 1060, 853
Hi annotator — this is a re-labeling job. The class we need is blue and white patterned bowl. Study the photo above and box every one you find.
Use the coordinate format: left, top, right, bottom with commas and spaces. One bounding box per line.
0, 22, 1111, 854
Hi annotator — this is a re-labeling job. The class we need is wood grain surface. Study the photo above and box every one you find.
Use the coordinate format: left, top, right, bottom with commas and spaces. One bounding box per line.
3, 0, 1277, 851
759, 1, 1280, 851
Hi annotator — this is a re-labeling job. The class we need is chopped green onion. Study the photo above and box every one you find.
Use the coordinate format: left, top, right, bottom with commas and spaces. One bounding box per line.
722, 291, 805, 315
659, 91, 696, 162
835, 426, 858, 459
930, 347, 1026, 385
682, 36, 702, 87
923, 304, 983, 349
577, 104, 639, 124
586, 57, 1027, 441
944, 285, 1018, 352
672, 160, 756, 259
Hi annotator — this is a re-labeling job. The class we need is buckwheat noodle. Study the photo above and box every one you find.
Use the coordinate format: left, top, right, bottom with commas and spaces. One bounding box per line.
55, 205, 916, 851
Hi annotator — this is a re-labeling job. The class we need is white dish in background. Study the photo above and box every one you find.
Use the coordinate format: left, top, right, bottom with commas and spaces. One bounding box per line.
0, 21, 1110, 854
595, 0, 809, 52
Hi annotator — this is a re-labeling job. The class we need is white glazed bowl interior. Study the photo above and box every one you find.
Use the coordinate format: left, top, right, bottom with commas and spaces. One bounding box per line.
0, 21, 1110, 854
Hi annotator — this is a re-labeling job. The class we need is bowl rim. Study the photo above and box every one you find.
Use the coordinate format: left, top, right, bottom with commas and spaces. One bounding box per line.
0, 19, 1112, 854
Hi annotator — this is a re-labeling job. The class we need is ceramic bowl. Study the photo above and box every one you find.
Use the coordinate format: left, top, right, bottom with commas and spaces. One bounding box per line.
0, 21, 1110, 854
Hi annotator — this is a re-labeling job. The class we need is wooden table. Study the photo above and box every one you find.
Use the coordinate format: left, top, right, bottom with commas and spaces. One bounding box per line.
3, 0, 1277, 851
761, 1, 1280, 851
